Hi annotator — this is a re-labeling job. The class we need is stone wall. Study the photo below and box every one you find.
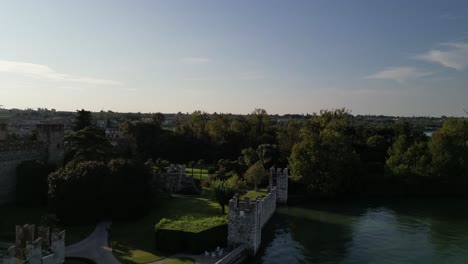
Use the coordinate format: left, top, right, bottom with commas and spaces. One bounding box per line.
163, 164, 201, 194
227, 187, 277, 255
0, 124, 64, 205
227, 167, 289, 257
270, 168, 288, 204
2, 224, 65, 264
0, 142, 46, 205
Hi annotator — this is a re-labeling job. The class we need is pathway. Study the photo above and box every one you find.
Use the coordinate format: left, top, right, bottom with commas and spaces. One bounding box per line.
148, 253, 223, 264
66, 221, 121, 264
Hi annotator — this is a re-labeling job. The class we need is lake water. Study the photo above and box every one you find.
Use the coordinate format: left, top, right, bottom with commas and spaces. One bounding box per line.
254, 199, 468, 264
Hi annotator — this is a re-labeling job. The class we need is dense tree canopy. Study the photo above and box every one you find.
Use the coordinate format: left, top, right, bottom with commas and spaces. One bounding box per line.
64, 127, 114, 164
211, 176, 247, 214
290, 109, 360, 196
48, 159, 152, 222
72, 109, 93, 131
244, 161, 266, 191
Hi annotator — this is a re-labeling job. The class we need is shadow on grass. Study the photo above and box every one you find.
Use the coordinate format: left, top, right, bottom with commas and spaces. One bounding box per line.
110, 188, 224, 263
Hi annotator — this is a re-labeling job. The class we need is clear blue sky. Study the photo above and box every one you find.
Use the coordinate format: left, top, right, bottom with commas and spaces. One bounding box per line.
1, 0, 467, 116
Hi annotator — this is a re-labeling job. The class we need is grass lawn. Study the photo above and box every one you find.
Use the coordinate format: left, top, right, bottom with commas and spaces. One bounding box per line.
0, 206, 94, 246
243, 188, 268, 199
110, 188, 223, 264
161, 258, 195, 264
185, 168, 210, 181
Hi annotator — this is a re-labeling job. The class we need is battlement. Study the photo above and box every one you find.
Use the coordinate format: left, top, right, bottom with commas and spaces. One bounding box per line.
1, 224, 65, 264
227, 168, 288, 256
0, 140, 45, 153
228, 187, 277, 215
269, 167, 288, 204
36, 124, 64, 133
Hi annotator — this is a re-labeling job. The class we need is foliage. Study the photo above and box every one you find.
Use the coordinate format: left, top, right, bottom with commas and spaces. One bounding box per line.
48, 159, 151, 222
244, 161, 266, 191
290, 109, 360, 196
155, 215, 227, 233
211, 176, 247, 213
241, 147, 259, 167
386, 135, 432, 187
16, 160, 53, 206
257, 144, 279, 168
64, 127, 114, 164
72, 109, 93, 131
429, 118, 468, 193
110, 188, 222, 263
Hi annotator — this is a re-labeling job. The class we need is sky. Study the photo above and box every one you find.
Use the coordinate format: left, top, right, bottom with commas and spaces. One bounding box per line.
0, 0, 467, 116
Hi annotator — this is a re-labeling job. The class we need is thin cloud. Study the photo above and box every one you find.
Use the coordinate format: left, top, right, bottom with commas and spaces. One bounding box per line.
415, 42, 468, 71
0, 59, 122, 85
366, 67, 432, 82
180, 57, 211, 64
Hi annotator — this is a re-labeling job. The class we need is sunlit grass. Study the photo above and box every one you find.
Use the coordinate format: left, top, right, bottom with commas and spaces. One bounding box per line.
111, 188, 222, 263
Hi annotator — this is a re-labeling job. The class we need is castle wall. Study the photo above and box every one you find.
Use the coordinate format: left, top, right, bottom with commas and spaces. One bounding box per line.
36, 124, 64, 166
0, 142, 46, 205
227, 187, 278, 255
227, 167, 289, 257
0, 124, 64, 206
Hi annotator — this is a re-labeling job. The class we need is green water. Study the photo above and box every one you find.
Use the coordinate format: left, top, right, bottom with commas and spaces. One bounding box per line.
255, 199, 468, 264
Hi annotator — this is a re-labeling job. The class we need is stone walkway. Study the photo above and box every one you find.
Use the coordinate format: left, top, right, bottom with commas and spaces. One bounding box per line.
148, 253, 223, 264
66, 221, 121, 264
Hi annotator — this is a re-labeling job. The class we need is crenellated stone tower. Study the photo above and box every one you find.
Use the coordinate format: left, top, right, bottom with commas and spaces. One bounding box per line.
2, 224, 65, 264
227, 167, 289, 256
36, 124, 64, 166
269, 167, 288, 204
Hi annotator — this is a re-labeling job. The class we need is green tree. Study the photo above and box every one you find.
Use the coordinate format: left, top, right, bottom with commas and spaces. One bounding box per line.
211, 176, 247, 213
241, 147, 259, 167
207, 113, 229, 143
277, 120, 301, 160
429, 118, 468, 192
48, 161, 109, 222
64, 127, 113, 164
289, 109, 360, 196
257, 144, 279, 168
248, 108, 270, 139
386, 135, 432, 190
244, 161, 266, 191
48, 159, 151, 222
72, 109, 93, 131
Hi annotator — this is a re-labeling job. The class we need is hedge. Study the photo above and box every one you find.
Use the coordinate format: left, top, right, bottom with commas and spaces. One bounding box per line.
154, 224, 227, 253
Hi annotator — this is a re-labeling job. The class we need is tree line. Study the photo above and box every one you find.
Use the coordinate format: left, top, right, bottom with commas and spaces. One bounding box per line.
16, 108, 467, 222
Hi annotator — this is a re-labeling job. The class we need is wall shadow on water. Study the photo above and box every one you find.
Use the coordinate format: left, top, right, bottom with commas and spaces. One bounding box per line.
251, 202, 367, 264
252, 198, 468, 264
